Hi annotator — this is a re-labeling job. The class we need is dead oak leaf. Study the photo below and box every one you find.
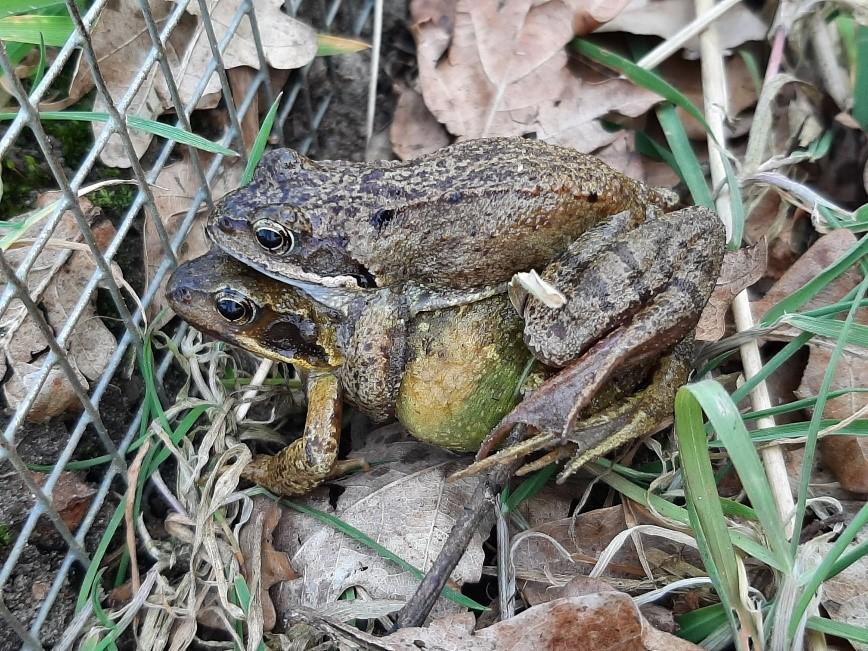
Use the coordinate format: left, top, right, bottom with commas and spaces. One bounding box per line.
240, 497, 297, 632
696, 239, 767, 342
68, 0, 315, 167
173, 0, 316, 106
597, 0, 768, 53
379, 592, 701, 650
390, 84, 450, 160
146, 153, 242, 317
412, 0, 660, 157
272, 427, 486, 619
1, 196, 118, 422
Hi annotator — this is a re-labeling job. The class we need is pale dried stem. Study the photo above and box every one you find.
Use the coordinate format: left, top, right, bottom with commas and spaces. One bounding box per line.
635, 0, 744, 70
234, 359, 274, 422
365, 0, 383, 144
693, 0, 796, 538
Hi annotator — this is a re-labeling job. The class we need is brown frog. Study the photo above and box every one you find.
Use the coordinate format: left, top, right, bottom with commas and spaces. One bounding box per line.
206, 137, 679, 310
166, 250, 695, 494
166, 249, 532, 495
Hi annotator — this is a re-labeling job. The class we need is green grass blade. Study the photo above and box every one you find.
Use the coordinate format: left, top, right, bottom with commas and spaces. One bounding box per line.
676, 603, 730, 643
0, 14, 72, 45
656, 103, 714, 208
674, 388, 747, 645
853, 24, 868, 131
0, 0, 66, 19
316, 33, 370, 56
592, 463, 785, 570
719, 151, 745, 248
680, 381, 791, 569
790, 501, 868, 639
572, 38, 713, 136
737, 49, 763, 99
759, 234, 868, 326
76, 502, 125, 612
782, 313, 868, 347
807, 617, 868, 644
32, 31, 45, 87
268, 492, 488, 611
502, 464, 556, 514
241, 92, 283, 185
0, 111, 238, 156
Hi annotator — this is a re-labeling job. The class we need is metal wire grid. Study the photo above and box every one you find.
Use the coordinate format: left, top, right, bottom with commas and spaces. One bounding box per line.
0, 0, 372, 647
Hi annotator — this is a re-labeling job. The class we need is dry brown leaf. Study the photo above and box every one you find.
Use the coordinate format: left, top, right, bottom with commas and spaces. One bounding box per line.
751, 229, 863, 319
749, 230, 868, 492
744, 192, 811, 280
597, 0, 768, 52
67, 0, 315, 167
511, 505, 703, 591
272, 427, 486, 619
411, 0, 661, 161
240, 497, 297, 632
146, 154, 242, 317
696, 239, 767, 342
32, 471, 97, 531
1, 196, 118, 422
381, 592, 701, 650
390, 84, 450, 160
818, 543, 868, 650
662, 54, 759, 140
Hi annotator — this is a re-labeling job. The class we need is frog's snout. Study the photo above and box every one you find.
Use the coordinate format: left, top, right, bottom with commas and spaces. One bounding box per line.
165, 269, 194, 308
212, 214, 249, 237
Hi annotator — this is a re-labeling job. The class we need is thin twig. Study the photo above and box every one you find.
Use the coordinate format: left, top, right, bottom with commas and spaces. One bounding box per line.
365, 0, 383, 144
234, 359, 274, 422
391, 446, 521, 630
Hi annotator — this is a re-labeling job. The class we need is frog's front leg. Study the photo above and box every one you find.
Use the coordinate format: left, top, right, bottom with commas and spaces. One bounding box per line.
241, 372, 349, 496
477, 206, 725, 463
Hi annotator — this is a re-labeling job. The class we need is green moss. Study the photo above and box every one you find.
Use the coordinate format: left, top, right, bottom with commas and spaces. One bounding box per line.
90, 184, 134, 212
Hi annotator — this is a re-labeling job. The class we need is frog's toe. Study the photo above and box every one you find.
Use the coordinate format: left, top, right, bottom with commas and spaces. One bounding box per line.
451, 431, 559, 481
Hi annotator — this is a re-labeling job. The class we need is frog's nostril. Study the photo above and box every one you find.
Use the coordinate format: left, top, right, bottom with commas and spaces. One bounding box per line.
167, 285, 192, 305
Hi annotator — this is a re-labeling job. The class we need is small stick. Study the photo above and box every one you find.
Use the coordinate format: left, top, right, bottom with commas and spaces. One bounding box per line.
391, 432, 523, 630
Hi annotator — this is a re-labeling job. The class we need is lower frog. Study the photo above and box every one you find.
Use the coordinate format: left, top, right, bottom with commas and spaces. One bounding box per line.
166, 250, 695, 493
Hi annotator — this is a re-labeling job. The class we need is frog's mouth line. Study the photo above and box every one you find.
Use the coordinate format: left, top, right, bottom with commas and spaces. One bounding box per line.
219, 248, 375, 314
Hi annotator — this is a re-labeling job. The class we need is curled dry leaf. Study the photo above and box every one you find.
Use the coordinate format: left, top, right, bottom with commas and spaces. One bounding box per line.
750, 230, 868, 492
695, 239, 767, 342
511, 505, 702, 593
596, 0, 768, 53
272, 427, 486, 619
819, 543, 868, 651
146, 153, 242, 317
0, 195, 118, 423
409, 0, 662, 163
67, 0, 315, 167
380, 592, 701, 650
32, 471, 97, 532
240, 497, 297, 632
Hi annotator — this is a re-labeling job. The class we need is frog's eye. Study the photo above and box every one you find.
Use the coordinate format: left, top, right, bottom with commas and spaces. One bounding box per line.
253, 219, 295, 254
215, 290, 256, 325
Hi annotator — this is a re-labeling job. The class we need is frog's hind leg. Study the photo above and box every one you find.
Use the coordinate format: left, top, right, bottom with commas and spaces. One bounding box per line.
241, 373, 347, 496
456, 339, 691, 481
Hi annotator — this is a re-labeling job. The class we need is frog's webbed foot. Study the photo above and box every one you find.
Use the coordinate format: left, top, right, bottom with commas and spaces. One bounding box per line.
455, 332, 694, 483
241, 373, 349, 496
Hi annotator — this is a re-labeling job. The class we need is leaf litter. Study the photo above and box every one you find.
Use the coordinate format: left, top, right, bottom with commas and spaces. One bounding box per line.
61, 0, 868, 646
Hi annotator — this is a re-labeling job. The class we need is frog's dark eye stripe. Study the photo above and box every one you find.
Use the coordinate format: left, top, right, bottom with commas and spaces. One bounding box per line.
215, 290, 256, 325
252, 218, 295, 254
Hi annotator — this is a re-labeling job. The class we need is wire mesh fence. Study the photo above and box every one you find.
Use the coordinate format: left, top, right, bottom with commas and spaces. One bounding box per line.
0, 1, 372, 647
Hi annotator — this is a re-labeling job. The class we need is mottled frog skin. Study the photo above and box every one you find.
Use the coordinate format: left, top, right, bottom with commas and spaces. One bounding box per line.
166, 245, 705, 494
166, 250, 533, 495
207, 137, 677, 301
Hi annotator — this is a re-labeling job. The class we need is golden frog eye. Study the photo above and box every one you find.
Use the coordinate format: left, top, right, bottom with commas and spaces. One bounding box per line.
253, 219, 295, 254
215, 290, 256, 325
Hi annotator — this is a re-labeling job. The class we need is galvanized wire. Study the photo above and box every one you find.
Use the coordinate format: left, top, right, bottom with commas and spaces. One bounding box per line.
0, 0, 372, 647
